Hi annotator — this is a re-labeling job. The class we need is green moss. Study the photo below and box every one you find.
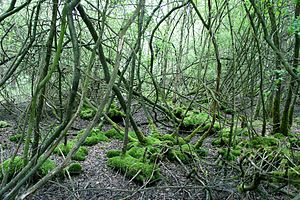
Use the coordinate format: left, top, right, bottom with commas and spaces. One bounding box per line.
167, 149, 191, 164
107, 149, 122, 158
38, 158, 56, 177
107, 155, 160, 183
146, 136, 162, 146
271, 166, 300, 190
108, 104, 126, 122
0, 156, 56, 180
0, 121, 10, 128
54, 141, 88, 161
67, 163, 83, 175
0, 156, 23, 180
9, 133, 23, 143
218, 148, 240, 161
80, 106, 96, 120
104, 129, 124, 140
127, 147, 146, 159
240, 136, 279, 148
183, 112, 210, 128
77, 128, 109, 146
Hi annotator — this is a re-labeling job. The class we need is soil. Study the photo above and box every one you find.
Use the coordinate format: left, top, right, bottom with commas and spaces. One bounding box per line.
0, 104, 298, 200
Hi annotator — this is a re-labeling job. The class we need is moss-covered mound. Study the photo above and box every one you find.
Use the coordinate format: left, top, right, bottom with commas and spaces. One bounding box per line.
9, 133, 24, 143
80, 105, 96, 120
54, 140, 88, 161
107, 104, 126, 122
182, 111, 211, 130
212, 128, 248, 147
107, 154, 160, 184
0, 156, 56, 181
106, 132, 209, 183
66, 163, 83, 175
77, 128, 109, 146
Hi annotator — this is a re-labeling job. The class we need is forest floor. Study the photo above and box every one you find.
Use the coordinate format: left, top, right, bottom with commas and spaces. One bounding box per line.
0, 104, 299, 200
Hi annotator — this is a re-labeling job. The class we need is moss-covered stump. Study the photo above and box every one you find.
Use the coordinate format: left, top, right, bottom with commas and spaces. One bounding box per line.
107, 104, 126, 123
107, 154, 160, 184
54, 140, 88, 161
0, 156, 56, 181
77, 128, 109, 146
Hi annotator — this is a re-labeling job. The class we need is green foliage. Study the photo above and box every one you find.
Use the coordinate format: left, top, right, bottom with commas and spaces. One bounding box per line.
77, 128, 109, 146
67, 163, 83, 175
54, 141, 88, 161
9, 133, 23, 143
106, 149, 122, 158
0, 121, 10, 128
288, 16, 300, 35
107, 155, 160, 183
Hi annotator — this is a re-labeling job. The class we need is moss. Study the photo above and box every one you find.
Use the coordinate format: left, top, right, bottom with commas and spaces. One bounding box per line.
0, 121, 10, 128
167, 149, 191, 164
218, 148, 239, 161
183, 112, 210, 128
67, 163, 83, 175
104, 129, 124, 140
271, 166, 300, 190
107, 155, 160, 183
9, 133, 23, 143
77, 128, 109, 146
127, 147, 146, 159
240, 136, 279, 148
107, 104, 126, 122
80, 106, 96, 120
146, 136, 162, 146
0, 156, 56, 180
38, 158, 56, 177
0, 156, 23, 180
107, 149, 122, 158
54, 141, 88, 161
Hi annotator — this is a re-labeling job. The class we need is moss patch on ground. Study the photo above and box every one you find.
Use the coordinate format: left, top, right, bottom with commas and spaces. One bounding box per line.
77, 128, 109, 146
54, 140, 88, 161
107, 154, 160, 184
0, 156, 57, 181
66, 163, 83, 175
